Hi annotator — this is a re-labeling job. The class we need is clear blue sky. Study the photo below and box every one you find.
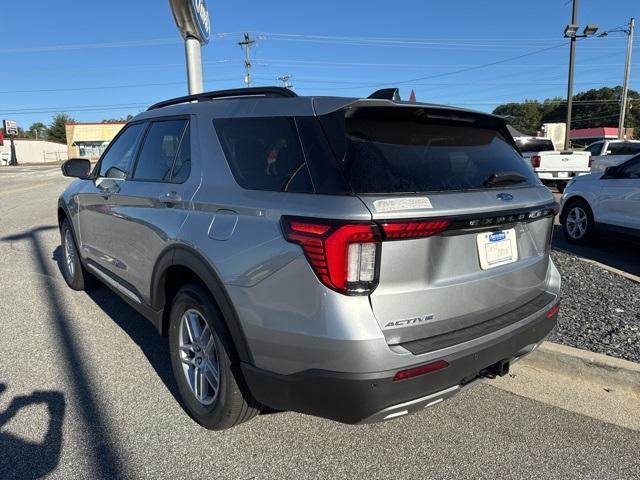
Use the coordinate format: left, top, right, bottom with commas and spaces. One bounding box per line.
1, 0, 638, 128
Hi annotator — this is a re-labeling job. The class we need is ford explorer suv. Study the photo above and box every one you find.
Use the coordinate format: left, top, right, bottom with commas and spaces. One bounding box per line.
57, 87, 561, 430
514, 136, 591, 192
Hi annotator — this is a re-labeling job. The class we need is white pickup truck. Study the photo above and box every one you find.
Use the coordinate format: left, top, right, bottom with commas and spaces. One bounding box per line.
515, 136, 591, 192
584, 139, 640, 172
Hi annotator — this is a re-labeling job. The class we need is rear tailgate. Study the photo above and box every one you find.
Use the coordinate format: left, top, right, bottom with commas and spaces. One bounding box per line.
359, 190, 555, 345
537, 152, 590, 173
315, 102, 556, 346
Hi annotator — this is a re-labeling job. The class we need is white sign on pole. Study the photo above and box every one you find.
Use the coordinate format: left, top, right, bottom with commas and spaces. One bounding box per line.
3, 120, 18, 135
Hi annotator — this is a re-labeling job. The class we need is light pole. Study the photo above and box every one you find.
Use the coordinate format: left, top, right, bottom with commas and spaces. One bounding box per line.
599, 18, 635, 139
563, 0, 598, 150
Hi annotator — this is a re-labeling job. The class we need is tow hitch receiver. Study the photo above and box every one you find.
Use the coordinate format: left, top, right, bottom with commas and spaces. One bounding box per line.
480, 359, 510, 379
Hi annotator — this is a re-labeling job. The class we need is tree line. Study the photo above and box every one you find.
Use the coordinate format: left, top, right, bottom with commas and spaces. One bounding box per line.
12, 114, 134, 144
492, 86, 639, 137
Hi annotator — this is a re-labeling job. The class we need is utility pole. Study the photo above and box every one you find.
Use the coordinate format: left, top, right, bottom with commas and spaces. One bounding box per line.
238, 32, 256, 87
564, 0, 579, 151
277, 74, 293, 89
562, 0, 598, 150
618, 18, 635, 139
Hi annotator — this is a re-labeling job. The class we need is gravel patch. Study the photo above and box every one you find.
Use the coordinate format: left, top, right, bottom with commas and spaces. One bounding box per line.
549, 250, 640, 363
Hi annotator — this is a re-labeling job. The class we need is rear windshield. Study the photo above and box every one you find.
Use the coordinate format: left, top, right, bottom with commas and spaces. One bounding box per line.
319, 107, 537, 194
515, 138, 555, 153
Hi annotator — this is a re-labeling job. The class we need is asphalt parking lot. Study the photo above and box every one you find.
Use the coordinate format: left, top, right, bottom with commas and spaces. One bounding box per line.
1, 165, 639, 479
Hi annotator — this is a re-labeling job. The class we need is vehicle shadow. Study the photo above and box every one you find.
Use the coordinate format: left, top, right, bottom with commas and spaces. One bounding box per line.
52, 247, 182, 404
0, 383, 65, 480
551, 225, 640, 278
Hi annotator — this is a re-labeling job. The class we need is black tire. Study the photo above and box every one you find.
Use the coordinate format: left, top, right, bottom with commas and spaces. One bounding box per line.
60, 218, 92, 290
168, 283, 259, 430
556, 181, 566, 193
561, 199, 596, 245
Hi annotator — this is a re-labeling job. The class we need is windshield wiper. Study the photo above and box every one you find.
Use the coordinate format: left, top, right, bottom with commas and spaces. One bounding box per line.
482, 171, 528, 187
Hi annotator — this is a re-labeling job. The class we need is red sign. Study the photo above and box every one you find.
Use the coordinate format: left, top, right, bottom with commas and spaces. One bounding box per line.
0, 130, 3, 146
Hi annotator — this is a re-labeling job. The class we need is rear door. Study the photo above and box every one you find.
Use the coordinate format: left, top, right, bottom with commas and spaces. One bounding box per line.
318, 105, 556, 345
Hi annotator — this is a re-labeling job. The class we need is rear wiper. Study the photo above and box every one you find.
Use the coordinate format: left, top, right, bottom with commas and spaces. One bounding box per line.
482, 171, 528, 187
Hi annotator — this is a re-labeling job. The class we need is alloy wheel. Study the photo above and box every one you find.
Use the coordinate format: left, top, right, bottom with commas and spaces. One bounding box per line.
566, 206, 588, 239
178, 308, 220, 405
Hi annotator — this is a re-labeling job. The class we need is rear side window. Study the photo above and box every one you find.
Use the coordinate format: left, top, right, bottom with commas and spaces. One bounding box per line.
585, 143, 603, 155
98, 123, 144, 179
133, 119, 189, 182
515, 138, 555, 153
319, 107, 537, 194
608, 143, 640, 156
213, 117, 313, 193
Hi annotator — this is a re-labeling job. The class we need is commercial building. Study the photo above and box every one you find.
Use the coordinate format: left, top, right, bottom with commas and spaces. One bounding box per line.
0, 138, 68, 165
65, 122, 126, 160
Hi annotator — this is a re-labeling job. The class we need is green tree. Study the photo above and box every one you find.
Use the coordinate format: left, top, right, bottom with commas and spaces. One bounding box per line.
493, 87, 640, 139
101, 115, 132, 123
26, 122, 48, 140
48, 113, 75, 144
492, 100, 542, 135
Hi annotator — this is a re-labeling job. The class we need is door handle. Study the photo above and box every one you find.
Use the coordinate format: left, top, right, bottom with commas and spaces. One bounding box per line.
158, 192, 182, 206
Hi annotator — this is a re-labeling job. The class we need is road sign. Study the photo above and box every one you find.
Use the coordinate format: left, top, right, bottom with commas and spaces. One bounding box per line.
3, 120, 18, 136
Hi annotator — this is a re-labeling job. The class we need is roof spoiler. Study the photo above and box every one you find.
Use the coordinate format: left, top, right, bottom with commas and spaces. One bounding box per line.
367, 88, 401, 101
147, 86, 297, 111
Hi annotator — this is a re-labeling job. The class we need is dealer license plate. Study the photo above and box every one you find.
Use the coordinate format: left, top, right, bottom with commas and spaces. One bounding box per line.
476, 229, 518, 270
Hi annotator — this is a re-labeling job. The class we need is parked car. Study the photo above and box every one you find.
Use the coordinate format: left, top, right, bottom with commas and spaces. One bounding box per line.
584, 139, 640, 173
58, 87, 561, 430
514, 136, 591, 192
560, 154, 640, 244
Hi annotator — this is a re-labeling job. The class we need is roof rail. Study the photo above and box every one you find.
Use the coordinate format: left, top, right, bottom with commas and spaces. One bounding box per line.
367, 88, 401, 101
147, 86, 297, 111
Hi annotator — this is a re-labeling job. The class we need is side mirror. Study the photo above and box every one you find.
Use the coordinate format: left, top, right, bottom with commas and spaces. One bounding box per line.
602, 166, 619, 179
61, 158, 91, 178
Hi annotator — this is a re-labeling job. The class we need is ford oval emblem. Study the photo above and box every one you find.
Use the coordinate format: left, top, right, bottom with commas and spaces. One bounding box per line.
489, 232, 507, 242
496, 193, 514, 202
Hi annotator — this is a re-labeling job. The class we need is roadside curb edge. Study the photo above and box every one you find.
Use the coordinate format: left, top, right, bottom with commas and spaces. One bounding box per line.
521, 341, 640, 394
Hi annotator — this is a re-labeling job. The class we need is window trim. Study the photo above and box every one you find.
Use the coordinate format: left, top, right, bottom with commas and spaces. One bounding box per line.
91, 120, 148, 180
129, 115, 191, 184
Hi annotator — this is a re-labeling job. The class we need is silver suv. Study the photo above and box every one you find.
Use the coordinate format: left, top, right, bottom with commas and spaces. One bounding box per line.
58, 87, 561, 430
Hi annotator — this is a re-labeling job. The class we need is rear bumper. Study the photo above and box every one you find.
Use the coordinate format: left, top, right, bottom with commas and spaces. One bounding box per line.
242, 299, 558, 424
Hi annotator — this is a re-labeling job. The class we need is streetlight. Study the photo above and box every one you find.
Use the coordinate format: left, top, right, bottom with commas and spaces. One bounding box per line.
563, 0, 598, 150
598, 18, 635, 139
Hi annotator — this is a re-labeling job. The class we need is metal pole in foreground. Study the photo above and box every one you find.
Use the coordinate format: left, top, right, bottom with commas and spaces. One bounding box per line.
564, 0, 579, 151
185, 36, 204, 94
618, 18, 635, 140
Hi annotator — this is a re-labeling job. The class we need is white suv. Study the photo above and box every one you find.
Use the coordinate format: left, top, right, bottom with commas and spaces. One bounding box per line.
560, 154, 640, 243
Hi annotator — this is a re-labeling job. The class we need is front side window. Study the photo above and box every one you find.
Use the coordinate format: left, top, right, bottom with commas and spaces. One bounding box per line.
585, 143, 603, 155
98, 123, 145, 179
133, 119, 189, 182
619, 157, 640, 179
213, 117, 312, 193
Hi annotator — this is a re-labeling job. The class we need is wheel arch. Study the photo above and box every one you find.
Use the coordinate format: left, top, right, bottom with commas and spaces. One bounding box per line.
151, 244, 254, 365
560, 194, 595, 223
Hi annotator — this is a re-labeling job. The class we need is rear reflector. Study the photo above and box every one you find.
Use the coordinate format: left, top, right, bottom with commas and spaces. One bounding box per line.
588, 155, 593, 168
393, 360, 449, 381
381, 220, 450, 240
546, 302, 560, 318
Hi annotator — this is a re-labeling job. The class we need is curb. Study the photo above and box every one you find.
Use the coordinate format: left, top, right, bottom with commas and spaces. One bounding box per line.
521, 341, 640, 395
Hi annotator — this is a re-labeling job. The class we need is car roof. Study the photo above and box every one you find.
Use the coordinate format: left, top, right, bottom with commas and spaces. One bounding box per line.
131, 86, 506, 126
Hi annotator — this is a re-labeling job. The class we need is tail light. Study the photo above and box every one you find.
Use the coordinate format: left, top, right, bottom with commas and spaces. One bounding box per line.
282, 217, 451, 295
588, 155, 593, 168
530, 155, 541, 168
380, 220, 449, 240
282, 218, 381, 295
